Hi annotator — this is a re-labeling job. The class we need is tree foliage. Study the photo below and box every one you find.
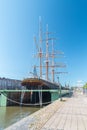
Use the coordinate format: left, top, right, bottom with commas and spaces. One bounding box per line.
83, 83, 87, 88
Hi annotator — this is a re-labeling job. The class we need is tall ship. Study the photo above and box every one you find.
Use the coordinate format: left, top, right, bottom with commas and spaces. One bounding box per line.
0, 19, 69, 107
21, 19, 69, 106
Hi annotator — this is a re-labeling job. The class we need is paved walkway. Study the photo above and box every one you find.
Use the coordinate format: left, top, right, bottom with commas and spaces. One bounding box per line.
5, 92, 87, 130
41, 92, 87, 130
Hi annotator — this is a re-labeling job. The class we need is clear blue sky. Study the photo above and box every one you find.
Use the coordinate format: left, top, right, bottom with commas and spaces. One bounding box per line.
0, 0, 87, 86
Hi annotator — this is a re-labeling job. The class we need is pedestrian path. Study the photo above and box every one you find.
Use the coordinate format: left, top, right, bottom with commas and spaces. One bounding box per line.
41, 92, 87, 130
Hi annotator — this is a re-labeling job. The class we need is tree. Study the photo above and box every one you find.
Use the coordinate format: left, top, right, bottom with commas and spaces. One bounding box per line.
83, 83, 87, 88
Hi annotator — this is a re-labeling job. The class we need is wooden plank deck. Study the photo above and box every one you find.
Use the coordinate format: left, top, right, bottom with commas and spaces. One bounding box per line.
41, 92, 87, 130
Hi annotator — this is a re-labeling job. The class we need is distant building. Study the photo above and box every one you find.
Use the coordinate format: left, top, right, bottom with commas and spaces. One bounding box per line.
0, 77, 22, 90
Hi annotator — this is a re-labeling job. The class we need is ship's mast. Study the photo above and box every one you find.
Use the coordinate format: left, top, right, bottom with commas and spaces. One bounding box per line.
52, 39, 55, 82
46, 24, 49, 80
45, 26, 66, 81
39, 17, 42, 78
34, 17, 43, 79
34, 19, 67, 81
51, 40, 68, 82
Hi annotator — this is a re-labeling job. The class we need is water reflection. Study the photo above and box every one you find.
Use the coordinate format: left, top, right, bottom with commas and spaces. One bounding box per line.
0, 106, 39, 130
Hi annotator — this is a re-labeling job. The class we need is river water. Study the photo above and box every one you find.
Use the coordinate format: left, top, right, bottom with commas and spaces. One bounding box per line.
0, 106, 40, 130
